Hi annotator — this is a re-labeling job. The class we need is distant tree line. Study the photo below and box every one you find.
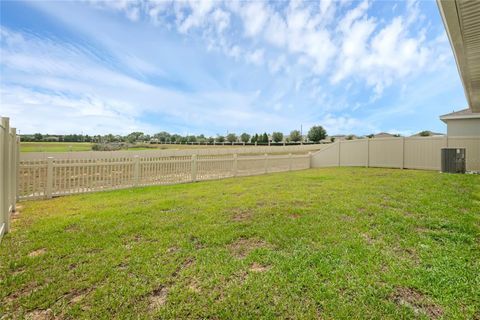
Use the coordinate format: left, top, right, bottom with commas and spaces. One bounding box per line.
21, 125, 329, 144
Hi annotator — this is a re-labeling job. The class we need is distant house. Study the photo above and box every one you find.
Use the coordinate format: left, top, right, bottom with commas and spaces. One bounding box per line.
411, 131, 445, 137
440, 109, 480, 137
372, 132, 396, 138
322, 135, 347, 143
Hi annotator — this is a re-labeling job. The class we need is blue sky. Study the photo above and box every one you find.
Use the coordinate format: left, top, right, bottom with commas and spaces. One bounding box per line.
0, 0, 468, 136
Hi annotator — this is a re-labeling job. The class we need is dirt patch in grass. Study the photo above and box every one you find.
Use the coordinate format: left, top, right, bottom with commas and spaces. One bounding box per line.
289, 213, 301, 219
147, 256, 195, 311
13, 267, 26, 276
390, 287, 443, 319
116, 262, 128, 271
393, 247, 420, 265
64, 223, 79, 232
189, 236, 204, 249
25, 309, 55, 320
148, 286, 168, 310
187, 278, 201, 293
68, 288, 91, 304
166, 246, 180, 254
362, 233, 375, 245
11, 210, 21, 220
28, 248, 46, 257
227, 238, 270, 259
249, 262, 271, 273
231, 208, 252, 221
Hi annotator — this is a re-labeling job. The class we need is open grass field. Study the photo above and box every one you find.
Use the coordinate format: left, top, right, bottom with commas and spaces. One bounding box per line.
20, 142, 94, 153
20, 142, 287, 153
1, 168, 479, 319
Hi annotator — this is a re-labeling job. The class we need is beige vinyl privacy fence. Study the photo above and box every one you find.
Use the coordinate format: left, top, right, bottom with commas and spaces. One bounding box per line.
19, 152, 312, 200
0, 117, 20, 241
311, 136, 480, 171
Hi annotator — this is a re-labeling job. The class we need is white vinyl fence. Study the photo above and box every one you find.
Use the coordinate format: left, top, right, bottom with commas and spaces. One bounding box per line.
19, 152, 312, 200
311, 136, 480, 171
0, 117, 20, 241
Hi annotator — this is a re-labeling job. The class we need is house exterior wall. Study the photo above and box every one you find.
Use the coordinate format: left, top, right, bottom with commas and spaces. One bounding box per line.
446, 118, 480, 136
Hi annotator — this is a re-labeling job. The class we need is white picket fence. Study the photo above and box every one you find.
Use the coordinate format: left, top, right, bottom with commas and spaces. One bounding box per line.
19, 144, 324, 160
0, 117, 20, 241
19, 152, 312, 200
311, 136, 480, 171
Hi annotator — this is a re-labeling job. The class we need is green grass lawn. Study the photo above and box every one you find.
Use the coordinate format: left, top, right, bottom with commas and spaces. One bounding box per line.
1, 168, 479, 319
20, 142, 94, 152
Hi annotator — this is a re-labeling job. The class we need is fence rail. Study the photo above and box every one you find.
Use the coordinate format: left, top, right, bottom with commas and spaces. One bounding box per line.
0, 117, 19, 241
19, 152, 312, 200
311, 136, 480, 171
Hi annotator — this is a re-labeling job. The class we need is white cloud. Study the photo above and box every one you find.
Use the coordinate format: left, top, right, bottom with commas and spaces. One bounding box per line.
83, 0, 441, 100
240, 2, 269, 37
0, 26, 311, 135
246, 49, 265, 66
331, 0, 432, 98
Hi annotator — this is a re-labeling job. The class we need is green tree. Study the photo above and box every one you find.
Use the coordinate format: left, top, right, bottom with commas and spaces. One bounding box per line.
154, 131, 171, 143
289, 130, 301, 142
207, 136, 215, 144
170, 134, 181, 143
251, 134, 258, 144
272, 132, 284, 143
227, 133, 237, 143
419, 131, 431, 137
187, 135, 197, 143
34, 133, 43, 142
262, 133, 269, 143
216, 135, 225, 143
240, 133, 251, 143
126, 132, 144, 143
307, 126, 327, 142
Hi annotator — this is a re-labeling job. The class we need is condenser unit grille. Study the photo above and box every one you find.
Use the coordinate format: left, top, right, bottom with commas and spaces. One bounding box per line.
441, 148, 466, 173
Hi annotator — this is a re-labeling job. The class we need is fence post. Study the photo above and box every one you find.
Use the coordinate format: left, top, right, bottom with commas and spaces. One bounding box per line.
1, 117, 10, 233
9, 128, 16, 211
46, 157, 54, 199
288, 153, 292, 171
338, 141, 341, 166
16, 136, 20, 202
233, 154, 238, 177
366, 139, 370, 167
264, 153, 268, 174
133, 155, 140, 187
191, 154, 197, 182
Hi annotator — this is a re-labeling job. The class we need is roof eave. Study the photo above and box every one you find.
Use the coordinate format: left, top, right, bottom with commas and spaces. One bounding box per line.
437, 0, 480, 113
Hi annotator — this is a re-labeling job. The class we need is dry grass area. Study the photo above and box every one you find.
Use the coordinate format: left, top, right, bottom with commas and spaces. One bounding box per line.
1, 167, 479, 319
